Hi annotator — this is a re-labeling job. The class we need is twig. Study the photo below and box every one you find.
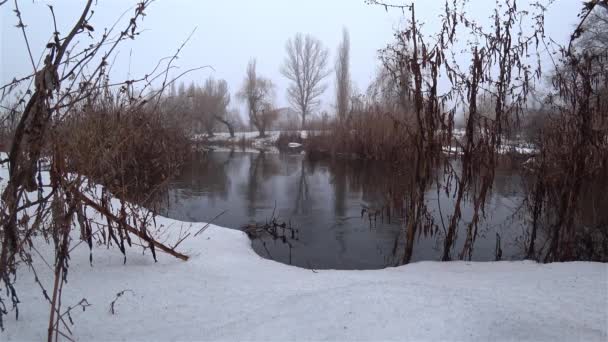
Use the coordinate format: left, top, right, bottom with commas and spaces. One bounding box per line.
153, 27, 198, 110
13, 0, 37, 73
307, 261, 318, 273
74, 190, 190, 261
109, 290, 133, 315
194, 210, 227, 237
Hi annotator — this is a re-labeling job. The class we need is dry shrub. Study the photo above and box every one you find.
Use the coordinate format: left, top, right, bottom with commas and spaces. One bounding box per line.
58, 100, 191, 207
306, 109, 410, 160
0, 104, 21, 151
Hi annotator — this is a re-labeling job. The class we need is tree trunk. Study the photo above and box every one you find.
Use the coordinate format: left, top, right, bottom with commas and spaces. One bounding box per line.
215, 116, 235, 138
300, 105, 307, 130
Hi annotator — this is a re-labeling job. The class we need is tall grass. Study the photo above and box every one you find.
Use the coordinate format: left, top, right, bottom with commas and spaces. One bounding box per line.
306, 108, 411, 160
57, 97, 192, 207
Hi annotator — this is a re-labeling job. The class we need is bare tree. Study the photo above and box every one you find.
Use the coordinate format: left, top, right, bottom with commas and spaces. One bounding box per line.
237, 59, 276, 137
226, 107, 246, 131
579, 6, 608, 54
193, 78, 232, 137
335, 28, 351, 123
374, 42, 412, 118
367, 66, 410, 116
209, 79, 235, 137
281, 33, 331, 129
169, 78, 234, 138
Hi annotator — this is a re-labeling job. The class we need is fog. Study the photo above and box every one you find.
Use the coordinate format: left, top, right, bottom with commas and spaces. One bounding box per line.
1, 0, 581, 116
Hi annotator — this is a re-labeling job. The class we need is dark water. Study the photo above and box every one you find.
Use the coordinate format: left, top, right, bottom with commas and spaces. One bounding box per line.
162, 151, 530, 269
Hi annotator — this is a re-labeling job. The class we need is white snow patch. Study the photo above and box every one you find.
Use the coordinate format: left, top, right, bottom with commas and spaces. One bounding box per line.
203, 146, 280, 154
4, 220, 607, 341
193, 131, 282, 144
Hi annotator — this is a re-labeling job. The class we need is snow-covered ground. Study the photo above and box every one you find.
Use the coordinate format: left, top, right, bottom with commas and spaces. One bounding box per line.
3, 216, 607, 341
194, 130, 319, 146
193, 131, 282, 144
442, 143, 537, 156
201, 145, 281, 154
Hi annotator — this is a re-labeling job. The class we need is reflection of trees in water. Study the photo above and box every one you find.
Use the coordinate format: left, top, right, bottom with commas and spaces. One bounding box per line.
527, 167, 608, 261
576, 171, 608, 260
322, 156, 534, 263
325, 158, 414, 264
292, 159, 311, 216
326, 158, 412, 220
493, 160, 527, 198
167, 151, 235, 211
328, 160, 347, 217
243, 152, 282, 218
165, 151, 566, 266
180, 151, 234, 198
513, 162, 608, 261
578, 173, 608, 229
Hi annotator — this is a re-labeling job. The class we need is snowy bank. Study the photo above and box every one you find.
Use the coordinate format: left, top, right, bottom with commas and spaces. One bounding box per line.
3, 214, 607, 341
193, 131, 282, 144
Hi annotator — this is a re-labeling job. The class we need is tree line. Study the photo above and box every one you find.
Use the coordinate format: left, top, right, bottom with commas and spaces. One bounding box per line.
172, 30, 352, 138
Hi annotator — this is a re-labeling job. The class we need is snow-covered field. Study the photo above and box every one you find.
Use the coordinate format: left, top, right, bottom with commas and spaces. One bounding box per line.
3, 216, 607, 341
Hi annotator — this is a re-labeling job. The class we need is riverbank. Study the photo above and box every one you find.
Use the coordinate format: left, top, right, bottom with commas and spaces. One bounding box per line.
193, 130, 538, 161
4, 217, 607, 341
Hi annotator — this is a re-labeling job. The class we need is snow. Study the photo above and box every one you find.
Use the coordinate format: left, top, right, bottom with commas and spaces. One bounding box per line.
193, 131, 282, 144
498, 144, 537, 155
1, 157, 607, 341
3, 219, 607, 341
443, 144, 538, 156
202, 145, 281, 154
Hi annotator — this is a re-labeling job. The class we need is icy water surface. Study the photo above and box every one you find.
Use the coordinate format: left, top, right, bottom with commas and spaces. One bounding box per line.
162, 151, 529, 269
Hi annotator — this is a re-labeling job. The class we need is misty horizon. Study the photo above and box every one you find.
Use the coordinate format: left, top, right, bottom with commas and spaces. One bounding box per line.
2, 0, 581, 119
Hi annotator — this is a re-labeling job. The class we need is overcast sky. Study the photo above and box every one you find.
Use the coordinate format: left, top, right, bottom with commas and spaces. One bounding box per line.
1, 0, 583, 115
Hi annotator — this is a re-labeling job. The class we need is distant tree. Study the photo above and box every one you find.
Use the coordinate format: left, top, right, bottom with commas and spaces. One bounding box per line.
191, 84, 214, 136
226, 108, 246, 132
367, 63, 411, 117
238, 59, 277, 137
185, 82, 198, 133
281, 33, 331, 129
335, 28, 351, 123
193, 78, 232, 137
579, 7, 608, 54
178, 82, 187, 98
208, 79, 234, 137
169, 81, 177, 98
578, 6, 608, 132
214, 86, 238, 138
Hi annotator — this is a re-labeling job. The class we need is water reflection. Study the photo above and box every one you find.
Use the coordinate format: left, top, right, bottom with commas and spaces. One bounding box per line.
162, 151, 529, 269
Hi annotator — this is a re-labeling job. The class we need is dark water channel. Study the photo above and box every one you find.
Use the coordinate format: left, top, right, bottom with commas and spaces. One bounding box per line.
162, 151, 530, 269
